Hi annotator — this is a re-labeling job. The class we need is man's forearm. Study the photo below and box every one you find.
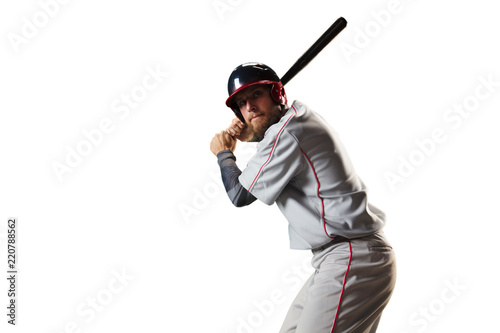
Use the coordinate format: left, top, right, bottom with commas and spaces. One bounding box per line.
217, 150, 257, 207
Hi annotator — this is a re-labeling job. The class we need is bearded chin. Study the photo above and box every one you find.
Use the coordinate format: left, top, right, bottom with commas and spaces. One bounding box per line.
249, 107, 283, 142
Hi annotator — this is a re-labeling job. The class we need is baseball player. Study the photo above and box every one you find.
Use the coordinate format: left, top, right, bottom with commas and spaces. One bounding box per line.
210, 63, 396, 333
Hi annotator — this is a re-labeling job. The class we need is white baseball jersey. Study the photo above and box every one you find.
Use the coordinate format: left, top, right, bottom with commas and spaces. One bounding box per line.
239, 100, 385, 250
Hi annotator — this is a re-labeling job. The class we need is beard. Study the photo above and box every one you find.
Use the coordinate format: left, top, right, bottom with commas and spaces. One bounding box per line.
248, 105, 284, 142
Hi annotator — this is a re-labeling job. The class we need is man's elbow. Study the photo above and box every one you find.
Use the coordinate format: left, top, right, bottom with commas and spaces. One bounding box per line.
232, 200, 247, 208
230, 194, 257, 207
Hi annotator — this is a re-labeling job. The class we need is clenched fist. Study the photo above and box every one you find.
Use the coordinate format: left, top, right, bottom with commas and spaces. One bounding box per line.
210, 130, 237, 156
226, 118, 254, 142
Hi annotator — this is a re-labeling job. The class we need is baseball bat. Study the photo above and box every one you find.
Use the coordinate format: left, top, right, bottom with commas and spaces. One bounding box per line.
280, 17, 347, 86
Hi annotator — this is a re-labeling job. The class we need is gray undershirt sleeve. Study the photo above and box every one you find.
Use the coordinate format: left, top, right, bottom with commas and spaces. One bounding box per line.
217, 150, 257, 207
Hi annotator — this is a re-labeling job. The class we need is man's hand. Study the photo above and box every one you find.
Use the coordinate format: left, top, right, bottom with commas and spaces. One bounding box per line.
210, 130, 237, 156
226, 118, 253, 142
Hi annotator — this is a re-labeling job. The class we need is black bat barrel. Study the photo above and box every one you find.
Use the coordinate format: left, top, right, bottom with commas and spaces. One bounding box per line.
280, 17, 347, 86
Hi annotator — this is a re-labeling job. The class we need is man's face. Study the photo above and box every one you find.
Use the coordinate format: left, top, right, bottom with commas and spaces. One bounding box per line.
234, 84, 283, 142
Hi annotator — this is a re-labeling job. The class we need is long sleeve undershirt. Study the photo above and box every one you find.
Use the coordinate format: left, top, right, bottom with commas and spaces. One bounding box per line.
217, 150, 257, 207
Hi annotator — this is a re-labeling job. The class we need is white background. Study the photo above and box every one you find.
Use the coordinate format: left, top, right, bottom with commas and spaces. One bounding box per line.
1, 0, 499, 332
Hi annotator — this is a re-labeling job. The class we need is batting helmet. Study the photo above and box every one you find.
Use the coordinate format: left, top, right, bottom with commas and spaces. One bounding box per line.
225, 62, 287, 123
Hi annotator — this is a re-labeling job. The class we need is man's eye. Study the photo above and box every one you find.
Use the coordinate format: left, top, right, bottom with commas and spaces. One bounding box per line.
238, 100, 245, 106
254, 90, 261, 97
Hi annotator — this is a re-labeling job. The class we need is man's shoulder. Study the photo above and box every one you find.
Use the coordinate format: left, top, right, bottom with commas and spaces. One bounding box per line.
270, 101, 307, 134
279, 100, 311, 127
282, 100, 316, 133
289, 100, 309, 116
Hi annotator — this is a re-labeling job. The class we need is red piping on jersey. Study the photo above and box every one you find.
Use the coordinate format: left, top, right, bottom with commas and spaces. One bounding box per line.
300, 148, 335, 239
331, 240, 353, 333
247, 106, 298, 191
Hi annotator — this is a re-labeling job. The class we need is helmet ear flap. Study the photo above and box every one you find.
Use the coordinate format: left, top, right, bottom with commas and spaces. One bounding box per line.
270, 82, 287, 105
232, 107, 246, 124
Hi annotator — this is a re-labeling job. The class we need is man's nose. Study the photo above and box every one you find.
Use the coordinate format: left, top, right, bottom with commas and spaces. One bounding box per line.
246, 100, 256, 111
